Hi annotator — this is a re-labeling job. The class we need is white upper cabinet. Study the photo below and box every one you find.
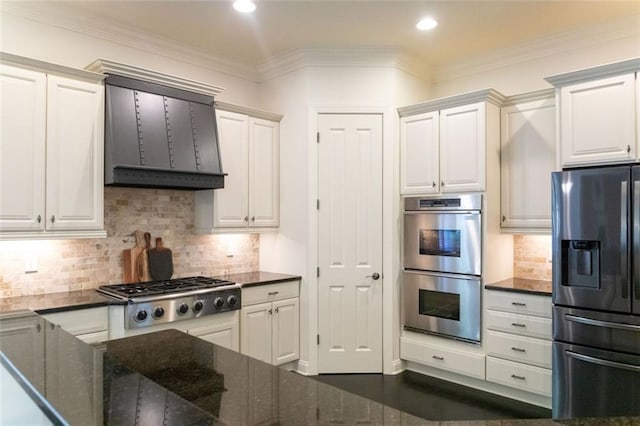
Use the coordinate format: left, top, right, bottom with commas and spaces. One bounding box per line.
195, 103, 281, 232
400, 111, 439, 194
398, 89, 504, 195
500, 90, 556, 231
0, 54, 105, 239
546, 58, 640, 167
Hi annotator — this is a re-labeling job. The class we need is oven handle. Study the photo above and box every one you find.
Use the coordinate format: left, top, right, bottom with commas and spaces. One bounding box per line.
565, 350, 640, 373
403, 269, 480, 281
564, 314, 640, 332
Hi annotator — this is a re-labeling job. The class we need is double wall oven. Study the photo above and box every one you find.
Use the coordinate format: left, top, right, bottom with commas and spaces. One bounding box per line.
403, 195, 482, 343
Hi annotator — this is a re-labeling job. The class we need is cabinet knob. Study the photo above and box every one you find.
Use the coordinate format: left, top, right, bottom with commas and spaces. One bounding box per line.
432, 181, 436, 188
275, 307, 279, 314
37, 215, 42, 223
50, 215, 55, 223
628, 145, 632, 154
244, 216, 249, 222
268, 309, 273, 315
441, 181, 445, 187
502, 216, 506, 222
251, 216, 255, 222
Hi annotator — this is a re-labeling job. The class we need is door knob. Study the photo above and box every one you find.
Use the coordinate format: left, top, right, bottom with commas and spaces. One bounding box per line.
366, 272, 381, 280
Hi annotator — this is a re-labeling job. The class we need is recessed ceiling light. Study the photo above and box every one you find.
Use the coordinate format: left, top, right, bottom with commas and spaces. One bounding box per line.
233, 0, 256, 13
416, 17, 438, 31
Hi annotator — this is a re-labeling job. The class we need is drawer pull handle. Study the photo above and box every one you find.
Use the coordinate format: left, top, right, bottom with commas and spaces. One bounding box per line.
511, 322, 526, 328
511, 374, 526, 380
268, 291, 279, 296
432, 355, 444, 361
511, 347, 526, 353
511, 302, 527, 307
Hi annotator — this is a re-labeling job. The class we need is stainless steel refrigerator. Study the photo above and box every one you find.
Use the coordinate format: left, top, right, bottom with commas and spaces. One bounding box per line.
552, 166, 640, 419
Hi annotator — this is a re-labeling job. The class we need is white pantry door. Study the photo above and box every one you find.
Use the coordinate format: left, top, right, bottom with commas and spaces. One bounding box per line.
317, 113, 383, 373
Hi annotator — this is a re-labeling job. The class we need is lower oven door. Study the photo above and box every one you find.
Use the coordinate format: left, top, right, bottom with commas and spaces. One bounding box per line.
403, 270, 481, 343
552, 341, 640, 419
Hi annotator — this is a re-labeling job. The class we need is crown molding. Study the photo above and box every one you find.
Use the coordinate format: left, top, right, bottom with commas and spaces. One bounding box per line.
0, 51, 104, 82
0, 2, 259, 83
215, 101, 283, 122
86, 59, 224, 97
256, 47, 432, 82
397, 88, 506, 117
501, 88, 555, 107
433, 13, 640, 85
545, 57, 640, 87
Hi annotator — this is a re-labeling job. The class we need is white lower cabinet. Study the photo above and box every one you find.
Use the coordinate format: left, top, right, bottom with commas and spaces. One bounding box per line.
40, 306, 109, 344
485, 290, 552, 397
0, 312, 45, 391
187, 311, 240, 351
240, 281, 300, 366
400, 333, 486, 380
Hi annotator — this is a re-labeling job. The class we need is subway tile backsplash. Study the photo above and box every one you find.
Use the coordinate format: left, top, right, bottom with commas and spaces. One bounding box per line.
0, 187, 258, 298
513, 234, 552, 281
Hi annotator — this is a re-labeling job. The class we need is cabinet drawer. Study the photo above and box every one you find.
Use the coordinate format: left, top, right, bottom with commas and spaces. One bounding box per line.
486, 330, 551, 368
486, 310, 552, 339
41, 307, 108, 336
400, 336, 485, 379
485, 291, 551, 318
242, 281, 299, 306
486, 356, 551, 397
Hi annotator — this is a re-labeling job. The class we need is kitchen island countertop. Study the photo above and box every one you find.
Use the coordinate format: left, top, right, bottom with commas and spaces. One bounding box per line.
485, 277, 552, 296
1, 313, 638, 425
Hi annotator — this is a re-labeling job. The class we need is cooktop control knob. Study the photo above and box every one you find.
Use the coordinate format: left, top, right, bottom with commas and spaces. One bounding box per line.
214, 297, 225, 309
153, 307, 165, 319
193, 300, 204, 312
227, 295, 238, 307
135, 310, 148, 322
178, 303, 189, 315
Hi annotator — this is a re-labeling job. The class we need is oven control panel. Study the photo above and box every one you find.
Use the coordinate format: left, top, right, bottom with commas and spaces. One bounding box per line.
126, 288, 242, 329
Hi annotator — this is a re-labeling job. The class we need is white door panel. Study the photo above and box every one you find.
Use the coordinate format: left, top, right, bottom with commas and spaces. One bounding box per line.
318, 113, 383, 373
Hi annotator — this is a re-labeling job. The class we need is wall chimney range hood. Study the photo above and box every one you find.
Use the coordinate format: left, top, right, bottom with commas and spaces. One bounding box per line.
86, 59, 226, 190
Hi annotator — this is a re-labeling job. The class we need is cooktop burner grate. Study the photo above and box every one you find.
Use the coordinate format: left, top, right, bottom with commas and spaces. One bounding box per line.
98, 276, 236, 299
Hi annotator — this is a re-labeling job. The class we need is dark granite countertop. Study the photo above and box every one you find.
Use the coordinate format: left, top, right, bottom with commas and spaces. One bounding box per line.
485, 278, 552, 296
0, 289, 120, 314
214, 271, 301, 287
0, 313, 637, 425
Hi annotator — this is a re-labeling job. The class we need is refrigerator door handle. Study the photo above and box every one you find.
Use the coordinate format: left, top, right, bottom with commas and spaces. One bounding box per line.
621, 181, 629, 298
635, 180, 640, 302
565, 313, 640, 332
565, 350, 640, 373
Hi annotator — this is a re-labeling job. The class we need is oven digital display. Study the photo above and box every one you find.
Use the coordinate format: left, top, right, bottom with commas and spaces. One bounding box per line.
418, 289, 460, 321
419, 229, 461, 257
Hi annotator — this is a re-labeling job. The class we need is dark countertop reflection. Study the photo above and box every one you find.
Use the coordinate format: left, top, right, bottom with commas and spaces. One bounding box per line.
213, 271, 301, 287
1, 312, 638, 425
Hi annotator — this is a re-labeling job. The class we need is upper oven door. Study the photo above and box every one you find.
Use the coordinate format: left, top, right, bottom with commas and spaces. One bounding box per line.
404, 210, 481, 276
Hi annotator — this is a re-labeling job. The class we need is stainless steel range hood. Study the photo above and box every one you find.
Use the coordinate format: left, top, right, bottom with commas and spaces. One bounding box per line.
103, 73, 225, 190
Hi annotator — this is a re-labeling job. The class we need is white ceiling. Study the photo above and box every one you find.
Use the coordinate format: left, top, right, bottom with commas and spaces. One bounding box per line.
31, 1, 640, 70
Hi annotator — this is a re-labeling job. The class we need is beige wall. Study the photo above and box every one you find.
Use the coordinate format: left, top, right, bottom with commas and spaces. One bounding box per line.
0, 187, 258, 298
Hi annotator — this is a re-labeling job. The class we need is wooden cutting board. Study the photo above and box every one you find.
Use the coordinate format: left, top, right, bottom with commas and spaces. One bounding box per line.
136, 232, 152, 282
148, 237, 173, 280
123, 230, 146, 283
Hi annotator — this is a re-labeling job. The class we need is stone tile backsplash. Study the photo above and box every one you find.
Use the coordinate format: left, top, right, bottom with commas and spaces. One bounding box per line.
0, 187, 259, 298
513, 234, 552, 281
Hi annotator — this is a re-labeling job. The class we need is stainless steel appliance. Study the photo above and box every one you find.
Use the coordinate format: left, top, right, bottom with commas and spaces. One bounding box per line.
403, 195, 482, 343
98, 276, 241, 329
552, 166, 640, 419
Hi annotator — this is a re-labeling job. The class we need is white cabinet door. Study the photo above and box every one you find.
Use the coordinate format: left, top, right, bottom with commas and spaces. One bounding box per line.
400, 111, 439, 194
214, 110, 249, 228
45, 75, 104, 231
188, 312, 240, 351
0, 64, 46, 232
240, 302, 272, 363
560, 73, 636, 166
0, 314, 45, 391
440, 102, 486, 192
249, 117, 279, 227
501, 97, 556, 229
271, 297, 299, 366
